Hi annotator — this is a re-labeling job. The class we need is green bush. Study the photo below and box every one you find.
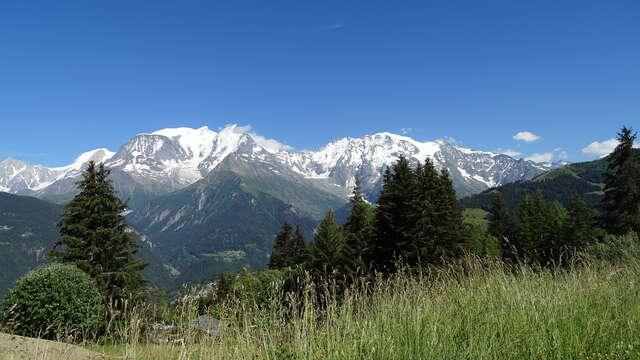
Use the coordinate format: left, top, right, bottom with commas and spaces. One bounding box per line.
581, 232, 640, 262
0, 263, 105, 340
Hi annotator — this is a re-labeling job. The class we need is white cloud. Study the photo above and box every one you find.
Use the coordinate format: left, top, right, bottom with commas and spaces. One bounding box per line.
498, 149, 522, 157
400, 127, 412, 135
325, 22, 345, 31
444, 136, 459, 144
224, 124, 293, 152
557, 150, 568, 160
513, 131, 541, 142
582, 138, 619, 158
526, 152, 554, 163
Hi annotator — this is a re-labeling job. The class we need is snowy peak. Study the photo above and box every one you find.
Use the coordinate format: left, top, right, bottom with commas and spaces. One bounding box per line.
0, 125, 563, 199
0, 148, 114, 193
151, 126, 217, 162
62, 148, 115, 171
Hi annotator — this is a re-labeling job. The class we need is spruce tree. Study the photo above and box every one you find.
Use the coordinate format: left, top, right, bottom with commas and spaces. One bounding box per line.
407, 159, 443, 265
515, 192, 567, 265
564, 195, 597, 251
430, 168, 465, 261
488, 192, 515, 260
372, 156, 416, 270
269, 222, 293, 269
599, 126, 640, 235
342, 184, 374, 279
49, 161, 147, 303
310, 210, 344, 278
290, 225, 310, 265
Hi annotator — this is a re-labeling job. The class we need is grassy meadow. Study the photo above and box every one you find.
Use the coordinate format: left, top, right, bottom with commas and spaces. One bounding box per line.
92, 257, 640, 360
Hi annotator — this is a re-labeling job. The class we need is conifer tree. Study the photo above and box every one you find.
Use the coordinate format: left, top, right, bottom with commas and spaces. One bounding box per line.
429, 168, 465, 261
372, 156, 416, 269
310, 210, 344, 278
515, 192, 567, 265
342, 184, 374, 279
599, 126, 640, 235
488, 192, 515, 260
406, 160, 438, 266
50, 161, 147, 303
290, 225, 310, 265
269, 222, 293, 269
564, 195, 597, 251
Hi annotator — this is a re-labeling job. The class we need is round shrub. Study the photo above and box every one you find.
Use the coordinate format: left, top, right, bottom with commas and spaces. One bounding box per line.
0, 263, 105, 340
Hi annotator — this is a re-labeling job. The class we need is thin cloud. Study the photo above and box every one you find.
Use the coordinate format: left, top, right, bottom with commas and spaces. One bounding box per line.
582, 138, 618, 158
526, 152, 553, 163
498, 149, 522, 157
513, 131, 541, 142
444, 136, 459, 145
325, 22, 345, 31
224, 124, 293, 152
400, 127, 413, 135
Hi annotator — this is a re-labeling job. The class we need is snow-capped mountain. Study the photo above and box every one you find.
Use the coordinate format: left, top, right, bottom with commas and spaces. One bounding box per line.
0, 125, 563, 200
0, 149, 114, 194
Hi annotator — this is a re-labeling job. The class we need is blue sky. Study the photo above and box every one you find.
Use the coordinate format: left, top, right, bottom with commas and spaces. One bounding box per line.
0, 0, 638, 166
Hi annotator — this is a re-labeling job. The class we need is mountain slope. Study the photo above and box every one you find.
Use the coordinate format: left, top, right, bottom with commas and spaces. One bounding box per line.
128, 151, 345, 286
0, 192, 61, 297
459, 153, 618, 211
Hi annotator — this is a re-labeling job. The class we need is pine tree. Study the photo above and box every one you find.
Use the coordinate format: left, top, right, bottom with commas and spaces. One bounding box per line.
342, 184, 374, 280
429, 168, 465, 261
600, 126, 640, 235
290, 225, 310, 265
310, 210, 344, 278
49, 161, 147, 303
514, 192, 567, 265
407, 159, 441, 265
488, 192, 515, 260
372, 156, 416, 270
269, 222, 293, 269
564, 195, 597, 251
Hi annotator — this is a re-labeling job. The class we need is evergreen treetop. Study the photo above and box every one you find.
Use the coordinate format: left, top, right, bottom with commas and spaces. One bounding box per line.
600, 126, 640, 235
269, 222, 294, 269
49, 161, 147, 303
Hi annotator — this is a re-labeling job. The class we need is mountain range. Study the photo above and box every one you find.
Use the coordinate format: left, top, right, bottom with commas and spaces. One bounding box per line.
0, 125, 562, 203
0, 125, 567, 289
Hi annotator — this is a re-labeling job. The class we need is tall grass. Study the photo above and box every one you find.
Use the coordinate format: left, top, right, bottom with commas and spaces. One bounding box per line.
95, 257, 640, 359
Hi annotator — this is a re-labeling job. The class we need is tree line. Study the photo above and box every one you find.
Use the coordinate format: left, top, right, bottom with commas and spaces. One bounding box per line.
267, 156, 467, 287
488, 126, 640, 265
262, 126, 640, 291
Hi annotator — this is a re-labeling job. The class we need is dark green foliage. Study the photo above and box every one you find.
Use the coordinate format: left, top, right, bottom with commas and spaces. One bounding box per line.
310, 210, 344, 278
372, 156, 417, 269
463, 224, 501, 258
0, 192, 61, 298
269, 223, 309, 269
213, 267, 286, 309
0, 263, 105, 340
49, 161, 148, 303
488, 192, 515, 260
514, 193, 567, 265
269, 222, 294, 269
564, 195, 600, 250
342, 184, 374, 279
370, 157, 466, 271
430, 169, 465, 260
581, 232, 640, 263
290, 226, 310, 265
599, 126, 640, 235
407, 160, 440, 265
